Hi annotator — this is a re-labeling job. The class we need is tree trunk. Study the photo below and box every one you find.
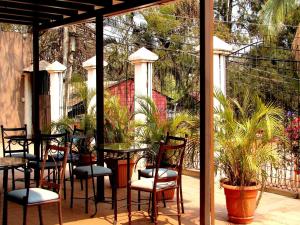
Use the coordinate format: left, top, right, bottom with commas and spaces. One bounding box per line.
227, 0, 233, 30
63, 26, 76, 117
63, 27, 69, 117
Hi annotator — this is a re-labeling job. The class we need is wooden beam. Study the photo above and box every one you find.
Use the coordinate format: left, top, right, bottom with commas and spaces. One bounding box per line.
65, 0, 112, 7
38, 0, 172, 31
0, 18, 31, 25
200, 0, 214, 225
95, 14, 105, 201
8, 0, 95, 12
0, 1, 78, 17
0, 14, 50, 23
0, 7, 64, 20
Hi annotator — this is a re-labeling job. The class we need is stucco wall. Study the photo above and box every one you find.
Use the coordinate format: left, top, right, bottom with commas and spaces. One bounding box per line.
0, 31, 32, 128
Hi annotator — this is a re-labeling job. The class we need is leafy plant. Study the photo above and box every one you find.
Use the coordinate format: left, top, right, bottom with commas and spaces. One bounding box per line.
214, 89, 285, 187
135, 96, 197, 156
104, 92, 134, 143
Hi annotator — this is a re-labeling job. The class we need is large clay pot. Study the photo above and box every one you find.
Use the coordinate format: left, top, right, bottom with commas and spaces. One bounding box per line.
117, 159, 135, 188
221, 181, 261, 224
157, 189, 175, 200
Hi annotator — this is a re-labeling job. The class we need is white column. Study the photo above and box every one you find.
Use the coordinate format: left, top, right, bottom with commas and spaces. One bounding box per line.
46, 61, 66, 122
128, 47, 158, 122
213, 36, 232, 107
83, 56, 107, 112
23, 73, 32, 135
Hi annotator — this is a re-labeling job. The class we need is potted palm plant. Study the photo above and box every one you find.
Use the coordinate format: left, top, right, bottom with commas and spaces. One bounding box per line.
214, 90, 285, 224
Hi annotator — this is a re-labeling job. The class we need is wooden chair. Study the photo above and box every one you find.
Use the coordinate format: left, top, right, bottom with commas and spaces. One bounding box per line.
138, 133, 187, 213
29, 132, 68, 196
129, 140, 186, 225
5, 144, 69, 225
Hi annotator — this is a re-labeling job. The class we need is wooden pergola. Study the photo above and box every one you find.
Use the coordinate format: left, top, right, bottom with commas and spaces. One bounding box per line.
0, 1, 213, 224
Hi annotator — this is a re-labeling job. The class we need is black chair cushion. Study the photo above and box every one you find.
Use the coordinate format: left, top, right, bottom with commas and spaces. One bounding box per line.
140, 168, 178, 178
5, 153, 36, 160
29, 161, 62, 169
74, 165, 112, 178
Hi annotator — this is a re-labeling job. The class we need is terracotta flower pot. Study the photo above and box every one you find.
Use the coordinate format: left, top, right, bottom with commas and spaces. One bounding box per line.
117, 159, 135, 188
221, 181, 261, 224
157, 189, 175, 200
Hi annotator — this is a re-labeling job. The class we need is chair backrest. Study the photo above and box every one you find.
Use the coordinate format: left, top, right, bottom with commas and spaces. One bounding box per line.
69, 133, 89, 162
73, 125, 86, 135
154, 138, 187, 186
163, 133, 188, 166
1, 124, 28, 157
40, 132, 68, 161
165, 132, 188, 145
39, 144, 69, 194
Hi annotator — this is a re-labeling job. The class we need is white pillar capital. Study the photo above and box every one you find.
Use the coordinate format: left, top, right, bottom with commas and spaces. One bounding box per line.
46, 61, 66, 74
83, 56, 107, 90
128, 47, 159, 64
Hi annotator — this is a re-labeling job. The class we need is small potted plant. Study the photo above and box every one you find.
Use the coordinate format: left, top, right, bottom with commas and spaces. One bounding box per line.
214, 90, 285, 224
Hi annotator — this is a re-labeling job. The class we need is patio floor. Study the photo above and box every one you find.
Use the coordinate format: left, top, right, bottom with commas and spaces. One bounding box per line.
2, 170, 300, 225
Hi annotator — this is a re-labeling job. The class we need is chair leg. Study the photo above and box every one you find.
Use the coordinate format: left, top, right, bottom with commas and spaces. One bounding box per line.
58, 201, 63, 225
85, 178, 88, 214
23, 205, 27, 225
63, 175, 67, 200
47, 168, 50, 182
180, 179, 184, 213
176, 187, 181, 225
11, 168, 15, 190
162, 191, 166, 208
138, 172, 141, 211
148, 193, 152, 219
68, 163, 72, 178
38, 205, 43, 225
70, 174, 74, 208
112, 174, 117, 224
153, 192, 158, 225
128, 188, 132, 225
80, 179, 83, 190
91, 177, 98, 217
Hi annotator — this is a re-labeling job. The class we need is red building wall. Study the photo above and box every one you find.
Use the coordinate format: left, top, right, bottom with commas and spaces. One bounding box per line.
108, 79, 167, 120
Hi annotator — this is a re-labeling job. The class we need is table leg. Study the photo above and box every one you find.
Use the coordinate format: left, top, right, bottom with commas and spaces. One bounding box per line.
3, 169, 8, 225
96, 177, 104, 202
127, 152, 130, 210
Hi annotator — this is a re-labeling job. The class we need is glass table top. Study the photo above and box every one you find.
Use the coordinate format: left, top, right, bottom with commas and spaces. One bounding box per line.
0, 157, 27, 168
98, 143, 151, 153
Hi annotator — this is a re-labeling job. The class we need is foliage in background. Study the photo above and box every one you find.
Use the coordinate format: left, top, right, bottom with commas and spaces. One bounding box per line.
135, 96, 198, 150
259, 0, 297, 35
214, 89, 285, 187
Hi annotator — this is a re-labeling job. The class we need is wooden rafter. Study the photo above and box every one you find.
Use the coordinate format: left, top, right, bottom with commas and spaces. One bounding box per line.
0, 0, 172, 30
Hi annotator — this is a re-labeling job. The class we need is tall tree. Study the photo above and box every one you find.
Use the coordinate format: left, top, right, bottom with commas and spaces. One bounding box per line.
260, 0, 297, 35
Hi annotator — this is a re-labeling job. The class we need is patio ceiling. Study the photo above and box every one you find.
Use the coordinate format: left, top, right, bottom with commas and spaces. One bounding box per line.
0, 0, 173, 31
